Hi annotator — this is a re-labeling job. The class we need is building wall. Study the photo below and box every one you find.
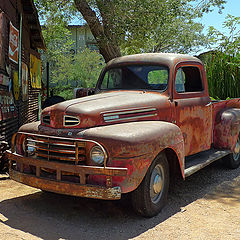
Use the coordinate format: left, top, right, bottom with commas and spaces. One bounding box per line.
0, 0, 43, 144
68, 25, 98, 54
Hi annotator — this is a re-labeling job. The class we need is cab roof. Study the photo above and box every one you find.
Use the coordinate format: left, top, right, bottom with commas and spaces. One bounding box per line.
106, 53, 202, 68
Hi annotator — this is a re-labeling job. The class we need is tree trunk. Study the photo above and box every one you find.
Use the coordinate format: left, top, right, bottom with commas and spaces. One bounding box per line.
74, 0, 121, 63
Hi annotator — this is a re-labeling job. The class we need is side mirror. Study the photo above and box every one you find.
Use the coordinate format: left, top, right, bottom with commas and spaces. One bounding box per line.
74, 88, 95, 98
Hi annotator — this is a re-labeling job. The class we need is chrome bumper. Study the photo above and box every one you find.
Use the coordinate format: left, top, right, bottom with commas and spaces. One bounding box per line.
7, 151, 128, 200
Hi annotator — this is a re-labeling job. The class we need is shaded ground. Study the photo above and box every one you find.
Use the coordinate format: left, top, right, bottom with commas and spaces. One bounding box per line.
0, 162, 240, 240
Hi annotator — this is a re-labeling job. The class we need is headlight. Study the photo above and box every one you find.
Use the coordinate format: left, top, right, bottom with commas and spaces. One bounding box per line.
90, 146, 106, 165
23, 137, 36, 156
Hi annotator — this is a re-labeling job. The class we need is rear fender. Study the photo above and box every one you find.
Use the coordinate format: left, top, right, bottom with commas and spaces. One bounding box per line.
80, 121, 184, 193
214, 108, 240, 151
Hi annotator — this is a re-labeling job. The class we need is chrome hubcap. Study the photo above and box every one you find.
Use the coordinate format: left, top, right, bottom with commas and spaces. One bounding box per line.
153, 175, 163, 194
150, 164, 164, 204
233, 136, 240, 161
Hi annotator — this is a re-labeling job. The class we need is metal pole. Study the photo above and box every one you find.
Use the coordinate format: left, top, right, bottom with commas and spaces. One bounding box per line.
46, 61, 49, 98
17, 13, 22, 128
18, 13, 22, 88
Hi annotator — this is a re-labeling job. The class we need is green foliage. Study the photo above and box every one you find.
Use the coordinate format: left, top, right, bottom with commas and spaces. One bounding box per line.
35, 0, 226, 60
52, 49, 104, 99
202, 15, 240, 99
111, 0, 209, 54
35, 0, 76, 62
92, 0, 226, 54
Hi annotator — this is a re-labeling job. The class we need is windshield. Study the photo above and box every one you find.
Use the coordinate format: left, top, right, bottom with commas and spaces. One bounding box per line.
99, 65, 169, 91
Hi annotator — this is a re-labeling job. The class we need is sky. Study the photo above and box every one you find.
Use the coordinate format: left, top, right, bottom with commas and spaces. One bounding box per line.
192, 0, 240, 54
200, 0, 240, 34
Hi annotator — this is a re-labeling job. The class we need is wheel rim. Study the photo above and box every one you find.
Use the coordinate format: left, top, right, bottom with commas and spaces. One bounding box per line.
150, 164, 164, 204
233, 136, 240, 161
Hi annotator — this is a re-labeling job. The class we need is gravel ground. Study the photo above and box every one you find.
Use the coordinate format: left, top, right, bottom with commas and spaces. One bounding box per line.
0, 161, 240, 240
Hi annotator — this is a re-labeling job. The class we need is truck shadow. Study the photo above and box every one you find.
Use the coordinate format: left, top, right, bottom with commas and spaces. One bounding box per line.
0, 162, 240, 240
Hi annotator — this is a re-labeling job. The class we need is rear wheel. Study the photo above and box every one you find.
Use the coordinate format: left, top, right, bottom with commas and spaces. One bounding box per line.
223, 134, 240, 169
131, 153, 169, 217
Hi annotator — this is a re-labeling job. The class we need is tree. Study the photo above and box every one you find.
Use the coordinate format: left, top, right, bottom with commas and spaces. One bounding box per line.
208, 14, 240, 59
35, 0, 226, 62
73, 0, 226, 61
52, 49, 104, 99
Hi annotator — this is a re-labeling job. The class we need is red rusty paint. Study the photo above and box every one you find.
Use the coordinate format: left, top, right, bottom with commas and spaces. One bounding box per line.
6, 53, 240, 200
213, 108, 240, 150
80, 121, 184, 192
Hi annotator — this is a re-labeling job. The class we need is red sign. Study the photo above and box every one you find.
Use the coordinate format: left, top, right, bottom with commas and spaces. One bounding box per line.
9, 22, 19, 64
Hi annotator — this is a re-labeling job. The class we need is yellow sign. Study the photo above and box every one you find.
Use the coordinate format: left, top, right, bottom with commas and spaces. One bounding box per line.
13, 71, 19, 100
30, 54, 41, 89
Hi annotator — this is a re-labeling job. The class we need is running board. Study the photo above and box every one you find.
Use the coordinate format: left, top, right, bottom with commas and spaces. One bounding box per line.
184, 149, 231, 177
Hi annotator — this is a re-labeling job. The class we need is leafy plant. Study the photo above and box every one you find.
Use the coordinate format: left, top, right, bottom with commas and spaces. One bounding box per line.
201, 15, 240, 99
51, 49, 104, 99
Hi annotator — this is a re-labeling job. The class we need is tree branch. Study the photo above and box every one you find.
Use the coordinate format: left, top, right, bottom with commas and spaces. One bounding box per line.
74, 0, 121, 62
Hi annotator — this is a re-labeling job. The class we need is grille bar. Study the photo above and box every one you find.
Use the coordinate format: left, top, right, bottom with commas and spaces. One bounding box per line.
26, 135, 87, 164
36, 152, 76, 161
30, 138, 77, 147
42, 115, 50, 125
27, 144, 76, 154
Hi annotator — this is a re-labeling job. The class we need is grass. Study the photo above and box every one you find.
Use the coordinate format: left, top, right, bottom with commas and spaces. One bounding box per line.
201, 51, 240, 100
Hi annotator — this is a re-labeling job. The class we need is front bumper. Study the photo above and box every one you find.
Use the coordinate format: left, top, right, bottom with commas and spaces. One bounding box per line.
7, 151, 128, 200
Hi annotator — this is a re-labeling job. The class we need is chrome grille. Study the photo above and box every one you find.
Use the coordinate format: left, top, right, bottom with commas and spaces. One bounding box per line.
26, 135, 86, 164
64, 115, 80, 127
42, 115, 50, 125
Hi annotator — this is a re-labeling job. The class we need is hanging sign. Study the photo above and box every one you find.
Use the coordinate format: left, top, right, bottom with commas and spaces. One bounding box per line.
9, 22, 19, 64
0, 90, 17, 122
0, 74, 9, 86
30, 54, 41, 89
22, 62, 28, 101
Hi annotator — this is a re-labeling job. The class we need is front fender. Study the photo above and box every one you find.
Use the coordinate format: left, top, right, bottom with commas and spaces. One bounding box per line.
214, 108, 240, 151
79, 121, 184, 193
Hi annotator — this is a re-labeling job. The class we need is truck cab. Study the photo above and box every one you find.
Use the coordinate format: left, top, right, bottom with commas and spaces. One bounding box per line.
7, 53, 240, 217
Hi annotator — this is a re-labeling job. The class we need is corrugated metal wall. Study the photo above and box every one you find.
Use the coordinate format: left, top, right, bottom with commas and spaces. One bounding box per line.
0, 0, 42, 144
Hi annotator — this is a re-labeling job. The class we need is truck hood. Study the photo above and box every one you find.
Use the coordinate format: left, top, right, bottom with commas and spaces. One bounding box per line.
41, 91, 170, 129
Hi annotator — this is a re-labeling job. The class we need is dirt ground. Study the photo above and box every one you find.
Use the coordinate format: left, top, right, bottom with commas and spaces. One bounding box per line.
0, 161, 240, 240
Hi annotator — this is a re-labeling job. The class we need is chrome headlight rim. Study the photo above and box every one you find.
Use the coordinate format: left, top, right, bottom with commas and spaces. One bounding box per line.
90, 145, 107, 166
22, 137, 36, 156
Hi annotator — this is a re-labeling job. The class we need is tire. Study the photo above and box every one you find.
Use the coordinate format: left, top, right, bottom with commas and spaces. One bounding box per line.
223, 134, 240, 169
131, 152, 169, 218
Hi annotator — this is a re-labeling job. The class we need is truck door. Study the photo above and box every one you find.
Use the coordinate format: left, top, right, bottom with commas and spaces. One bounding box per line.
173, 63, 212, 156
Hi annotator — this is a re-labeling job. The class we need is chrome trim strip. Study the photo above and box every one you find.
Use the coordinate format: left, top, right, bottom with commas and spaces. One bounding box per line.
63, 115, 80, 127
42, 115, 50, 125
104, 113, 158, 122
103, 108, 157, 117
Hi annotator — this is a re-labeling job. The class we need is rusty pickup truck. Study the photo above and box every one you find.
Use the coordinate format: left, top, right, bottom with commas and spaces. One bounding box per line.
7, 53, 240, 217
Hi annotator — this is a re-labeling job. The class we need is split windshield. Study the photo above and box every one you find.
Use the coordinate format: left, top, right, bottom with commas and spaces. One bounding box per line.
100, 65, 169, 91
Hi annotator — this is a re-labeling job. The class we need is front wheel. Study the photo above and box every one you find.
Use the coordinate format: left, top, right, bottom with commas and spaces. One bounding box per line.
223, 134, 240, 169
131, 153, 169, 217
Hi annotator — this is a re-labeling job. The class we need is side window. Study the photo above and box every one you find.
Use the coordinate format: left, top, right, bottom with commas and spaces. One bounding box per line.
101, 69, 122, 89
175, 68, 185, 93
175, 66, 203, 93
